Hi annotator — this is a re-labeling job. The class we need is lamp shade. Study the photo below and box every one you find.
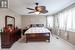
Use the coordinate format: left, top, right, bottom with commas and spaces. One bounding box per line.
35, 11, 40, 15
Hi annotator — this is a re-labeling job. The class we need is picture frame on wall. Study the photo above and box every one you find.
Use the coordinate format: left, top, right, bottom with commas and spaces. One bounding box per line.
0, 0, 8, 8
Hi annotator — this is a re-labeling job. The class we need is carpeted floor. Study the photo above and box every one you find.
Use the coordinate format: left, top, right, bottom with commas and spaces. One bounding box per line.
0, 35, 75, 50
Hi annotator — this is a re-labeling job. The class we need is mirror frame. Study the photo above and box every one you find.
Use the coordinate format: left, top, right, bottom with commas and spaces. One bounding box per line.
5, 15, 15, 27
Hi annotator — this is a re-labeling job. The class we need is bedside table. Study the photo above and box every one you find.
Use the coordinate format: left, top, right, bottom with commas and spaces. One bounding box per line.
23, 28, 28, 35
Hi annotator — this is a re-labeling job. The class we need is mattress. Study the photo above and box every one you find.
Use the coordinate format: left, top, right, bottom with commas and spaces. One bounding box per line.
25, 27, 50, 34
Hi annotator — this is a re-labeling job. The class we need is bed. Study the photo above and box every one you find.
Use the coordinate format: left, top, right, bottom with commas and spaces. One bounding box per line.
24, 24, 51, 42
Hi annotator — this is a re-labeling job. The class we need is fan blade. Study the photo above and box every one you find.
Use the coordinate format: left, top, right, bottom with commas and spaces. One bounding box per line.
28, 12, 34, 14
41, 10, 48, 14
27, 8, 34, 10
44, 10, 48, 13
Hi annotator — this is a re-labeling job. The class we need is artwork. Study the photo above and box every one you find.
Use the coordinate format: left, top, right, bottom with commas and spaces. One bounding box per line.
0, 0, 8, 8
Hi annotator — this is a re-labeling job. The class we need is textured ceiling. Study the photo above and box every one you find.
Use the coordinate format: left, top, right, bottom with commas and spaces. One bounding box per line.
8, 0, 75, 15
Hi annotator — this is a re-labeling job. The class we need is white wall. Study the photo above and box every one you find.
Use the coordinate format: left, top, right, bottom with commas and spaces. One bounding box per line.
22, 15, 47, 29
0, 8, 22, 30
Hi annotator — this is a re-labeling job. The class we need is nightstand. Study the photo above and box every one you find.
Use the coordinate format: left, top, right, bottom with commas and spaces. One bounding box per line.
23, 28, 28, 35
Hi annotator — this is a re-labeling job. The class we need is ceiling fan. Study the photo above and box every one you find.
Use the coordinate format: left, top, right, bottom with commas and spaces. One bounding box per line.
27, 2, 48, 14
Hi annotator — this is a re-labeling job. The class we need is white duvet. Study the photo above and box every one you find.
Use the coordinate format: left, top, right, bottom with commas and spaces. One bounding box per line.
25, 27, 50, 34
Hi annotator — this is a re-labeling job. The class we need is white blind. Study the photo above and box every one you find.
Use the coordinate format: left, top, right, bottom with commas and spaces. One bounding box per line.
47, 16, 53, 28
55, 7, 75, 31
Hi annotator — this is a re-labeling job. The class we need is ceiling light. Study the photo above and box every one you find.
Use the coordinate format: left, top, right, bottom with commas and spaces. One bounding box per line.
35, 11, 40, 15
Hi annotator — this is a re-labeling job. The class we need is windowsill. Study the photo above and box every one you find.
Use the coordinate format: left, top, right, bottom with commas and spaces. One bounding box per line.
59, 29, 75, 32
67, 29, 75, 32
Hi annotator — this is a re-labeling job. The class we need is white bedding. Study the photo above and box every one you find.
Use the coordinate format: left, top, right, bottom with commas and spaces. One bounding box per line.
25, 27, 50, 34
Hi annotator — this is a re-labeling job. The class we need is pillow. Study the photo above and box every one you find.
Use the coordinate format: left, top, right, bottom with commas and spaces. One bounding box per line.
32, 24, 36, 27
37, 24, 44, 27
30, 24, 36, 27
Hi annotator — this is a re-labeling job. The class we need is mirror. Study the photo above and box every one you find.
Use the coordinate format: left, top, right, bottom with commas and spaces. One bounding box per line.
5, 15, 15, 27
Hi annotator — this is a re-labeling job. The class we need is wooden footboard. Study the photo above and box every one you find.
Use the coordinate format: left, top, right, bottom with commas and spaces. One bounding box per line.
25, 33, 50, 43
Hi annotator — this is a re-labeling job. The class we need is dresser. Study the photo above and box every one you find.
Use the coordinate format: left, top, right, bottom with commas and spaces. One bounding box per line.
1, 28, 21, 48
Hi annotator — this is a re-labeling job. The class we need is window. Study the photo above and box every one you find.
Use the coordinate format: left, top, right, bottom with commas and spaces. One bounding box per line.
47, 16, 53, 28
55, 7, 75, 32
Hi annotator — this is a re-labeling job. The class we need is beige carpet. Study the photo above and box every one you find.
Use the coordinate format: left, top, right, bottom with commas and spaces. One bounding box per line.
0, 35, 75, 50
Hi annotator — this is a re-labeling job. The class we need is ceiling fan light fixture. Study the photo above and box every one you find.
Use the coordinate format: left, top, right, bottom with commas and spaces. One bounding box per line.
27, 2, 48, 14
35, 11, 40, 15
